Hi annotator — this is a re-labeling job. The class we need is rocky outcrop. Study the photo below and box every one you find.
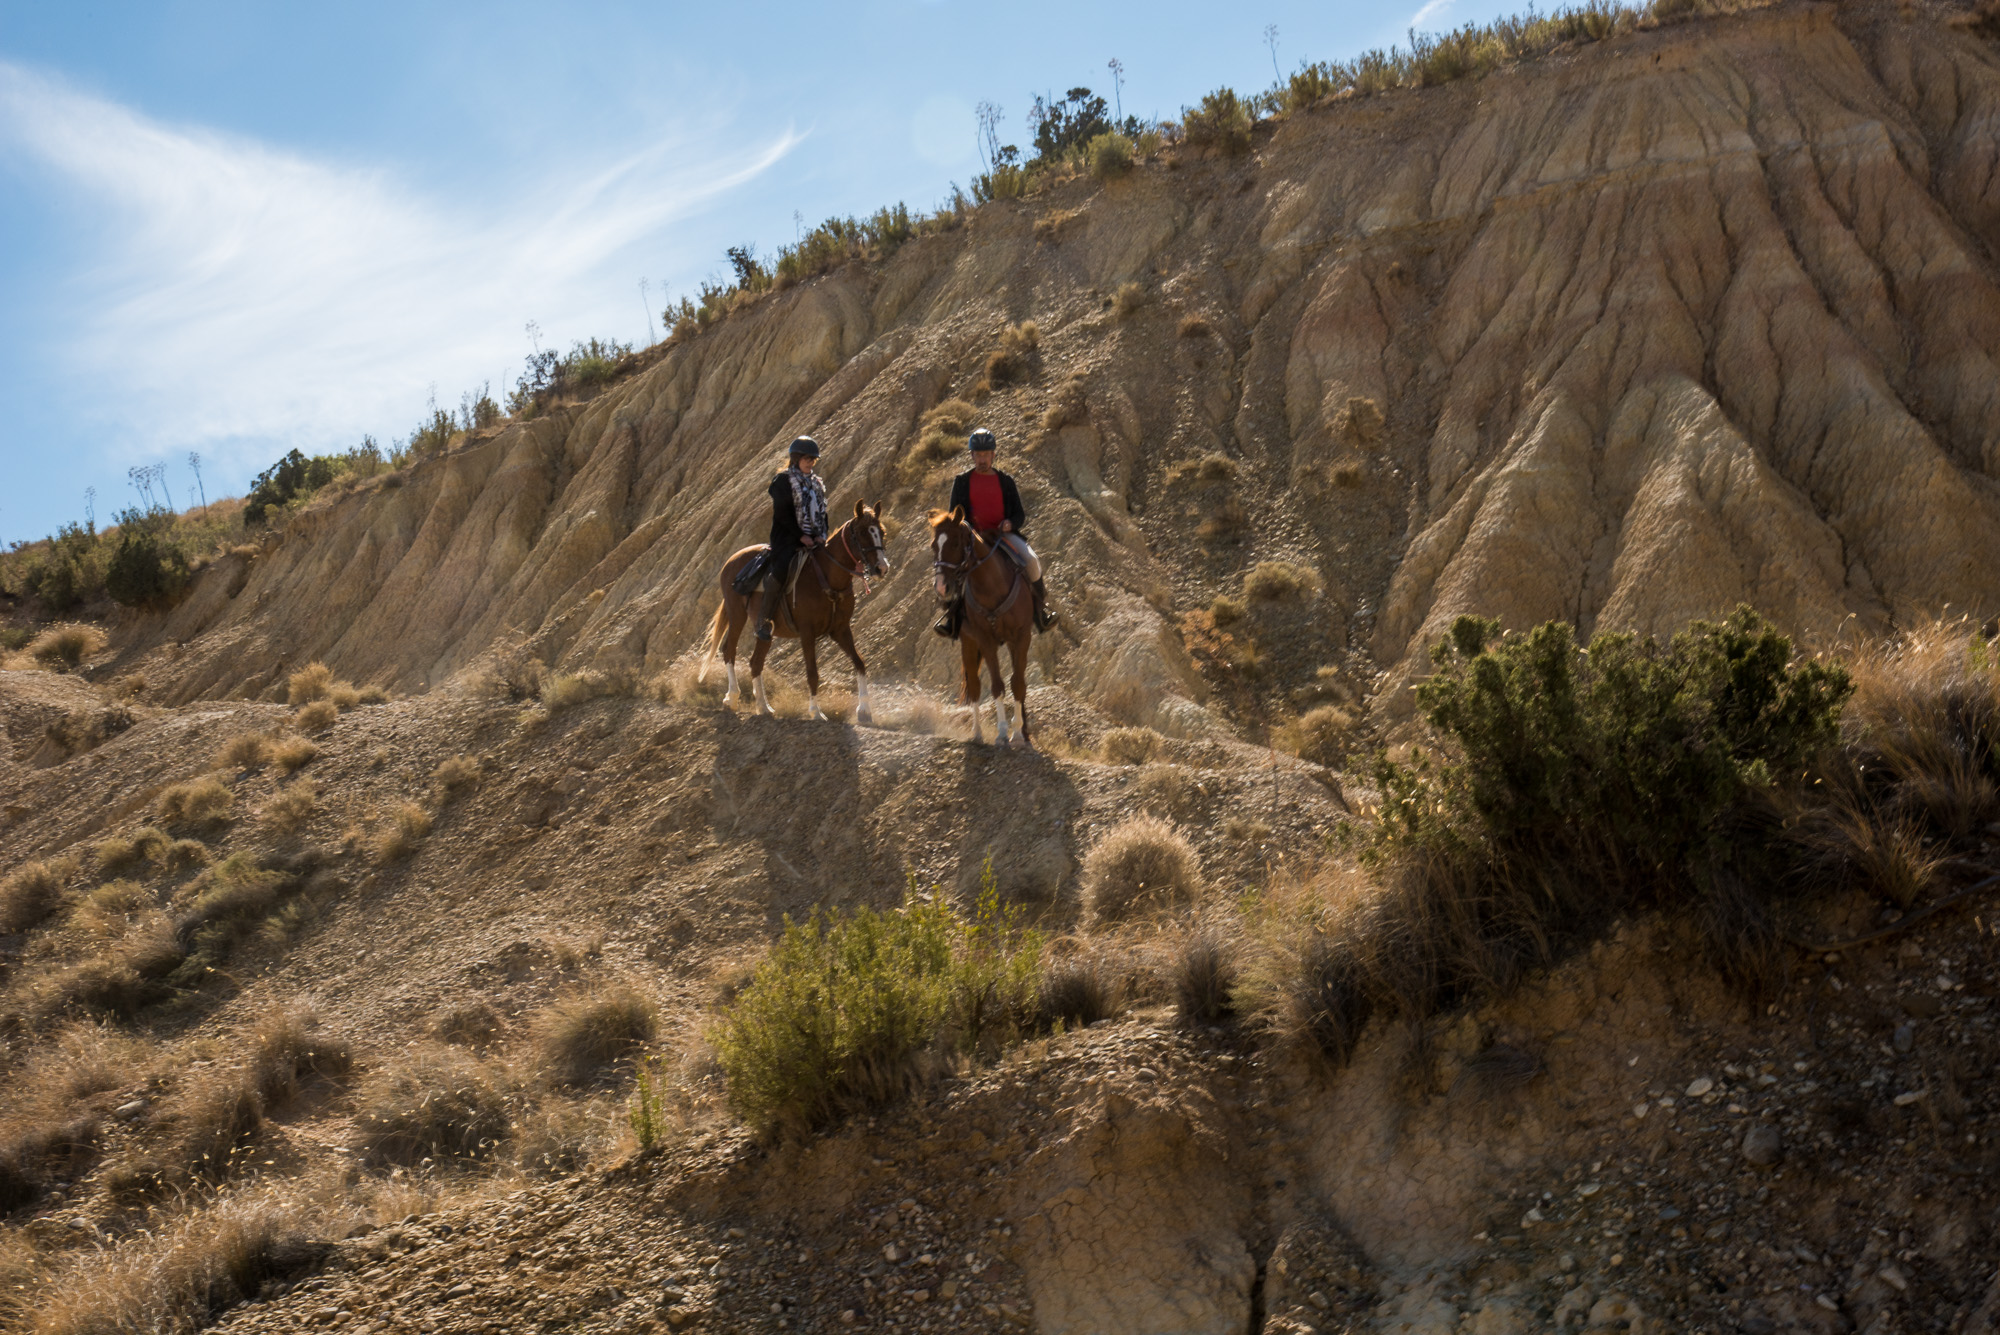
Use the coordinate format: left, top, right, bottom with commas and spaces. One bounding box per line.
113, 3, 2000, 736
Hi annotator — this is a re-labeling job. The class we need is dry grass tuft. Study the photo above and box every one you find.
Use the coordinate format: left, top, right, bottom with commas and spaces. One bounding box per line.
1277, 705, 1354, 767
252, 1007, 353, 1107
357, 683, 391, 705
1111, 281, 1147, 319
270, 734, 318, 773
1244, 559, 1321, 602
531, 982, 657, 1087
286, 662, 334, 705
1840, 618, 2000, 840
216, 732, 273, 771
1133, 764, 1200, 819
28, 624, 106, 671
351, 1044, 511, 1166
912, 398, 978, 468
1099, 726, 1164, 766
371, 801, 433, 864
432, 1000, 505, 1048
2, 857, 78, 934
1037, 952, 1124, 1030
1172, 925, 1239, 1024
295, 699, 338, 733
433, 754, 481, 796
981, 320, 1040, 391
542, 668, 629, 713
28, 1185, 346, 1335
1210, 594, 1245, 627
35, 918, 185, 1018
327, 682, 362, 711
1178, 313, 1213, 338
70, 879, 151, 940
155, 776, 234, 829
164, 838, 210, 871
262, 779, 317, 834
1082, 816, 1202, 923
890, 694, 948, 735
1196, 498, 1247, 540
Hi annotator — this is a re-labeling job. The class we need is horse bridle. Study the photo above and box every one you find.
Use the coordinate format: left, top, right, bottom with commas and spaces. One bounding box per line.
933, 518, 1007, 606
822, 514, 889, 593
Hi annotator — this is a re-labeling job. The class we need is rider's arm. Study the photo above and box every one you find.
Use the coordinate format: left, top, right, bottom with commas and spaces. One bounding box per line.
1002, 473, 1027, 536
947, 471, 970, 523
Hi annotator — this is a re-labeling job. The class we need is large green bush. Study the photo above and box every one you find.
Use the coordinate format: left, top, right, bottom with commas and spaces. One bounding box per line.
713, 875, 1040, 1136
104, 510, 192, 609
1291, 608, 1851, 1065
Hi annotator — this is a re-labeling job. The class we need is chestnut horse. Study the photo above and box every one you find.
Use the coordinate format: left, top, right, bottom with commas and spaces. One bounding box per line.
698, 501, 890, 722
929, 508, 1035, 748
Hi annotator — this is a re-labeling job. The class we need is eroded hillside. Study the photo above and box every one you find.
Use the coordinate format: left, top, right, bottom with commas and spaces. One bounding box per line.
9, 5, 2000, 1335
99, 0, 2000, 739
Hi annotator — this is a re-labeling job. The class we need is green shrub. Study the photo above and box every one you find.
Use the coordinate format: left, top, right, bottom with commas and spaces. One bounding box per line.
713, 874, 1041, 1136
25, 522, 106, 610
1298, 608, 1851, 1064
1182, 88, 1253, 155
1086, 131, 1135, 180
243, 450, 349, 526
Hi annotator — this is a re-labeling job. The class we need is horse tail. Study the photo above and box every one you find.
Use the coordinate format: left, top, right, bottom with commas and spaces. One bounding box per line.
697, 601, 728, 683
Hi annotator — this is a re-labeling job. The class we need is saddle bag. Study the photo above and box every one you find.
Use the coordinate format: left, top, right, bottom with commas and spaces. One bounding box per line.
732, 549, 771, 596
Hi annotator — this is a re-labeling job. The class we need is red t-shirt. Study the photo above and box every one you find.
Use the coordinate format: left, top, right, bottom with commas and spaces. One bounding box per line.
967, 471, 1006, 531
964, 471, 1008, 527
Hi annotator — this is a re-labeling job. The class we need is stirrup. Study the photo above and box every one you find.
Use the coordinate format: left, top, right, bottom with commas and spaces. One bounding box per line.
1034, 607, 1058, 632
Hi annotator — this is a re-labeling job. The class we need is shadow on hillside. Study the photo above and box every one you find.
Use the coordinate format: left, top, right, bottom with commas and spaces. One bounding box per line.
699, 705, 1084, 924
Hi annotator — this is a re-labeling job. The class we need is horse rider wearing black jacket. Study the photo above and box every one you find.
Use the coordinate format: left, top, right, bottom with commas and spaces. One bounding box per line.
935, 427, 1057, 637
755, 436, 828, 640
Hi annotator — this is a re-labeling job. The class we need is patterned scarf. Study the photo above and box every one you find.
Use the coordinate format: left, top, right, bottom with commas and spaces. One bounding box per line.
787, 466, 828, 540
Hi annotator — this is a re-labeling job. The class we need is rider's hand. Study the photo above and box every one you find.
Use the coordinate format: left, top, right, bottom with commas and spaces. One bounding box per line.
1000, 521, 1013, 533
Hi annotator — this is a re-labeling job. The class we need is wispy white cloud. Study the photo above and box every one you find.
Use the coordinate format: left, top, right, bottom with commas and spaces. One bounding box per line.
1408, 0, 1456, 31
0, 59, 798, 478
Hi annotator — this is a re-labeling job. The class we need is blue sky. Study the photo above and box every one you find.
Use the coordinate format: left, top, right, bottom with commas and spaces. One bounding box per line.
0, 0, 1492, 541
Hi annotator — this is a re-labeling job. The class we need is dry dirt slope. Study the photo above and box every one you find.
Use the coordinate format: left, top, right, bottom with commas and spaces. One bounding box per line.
94, 0, 2000, 740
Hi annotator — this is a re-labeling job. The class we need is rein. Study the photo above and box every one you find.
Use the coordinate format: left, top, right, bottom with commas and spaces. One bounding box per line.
819, 519, 880, 595
935, 523, 1023, 630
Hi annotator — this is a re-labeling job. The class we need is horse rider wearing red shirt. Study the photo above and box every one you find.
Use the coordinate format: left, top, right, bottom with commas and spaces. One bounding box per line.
935, 428, 1057, 638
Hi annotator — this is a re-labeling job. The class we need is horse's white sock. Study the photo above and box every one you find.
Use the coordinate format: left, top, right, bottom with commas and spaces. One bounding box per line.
754, 676, 771, 714
808, 691, 823, 720
854, 674, 871, 721
723, 663, 739, 703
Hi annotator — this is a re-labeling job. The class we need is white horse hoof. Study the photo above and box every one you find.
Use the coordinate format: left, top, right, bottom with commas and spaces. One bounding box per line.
854, 709, 874, 727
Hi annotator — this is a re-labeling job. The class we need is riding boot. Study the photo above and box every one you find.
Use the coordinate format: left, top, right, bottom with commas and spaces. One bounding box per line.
1031, 579, 1057, 632
755, 582, 780, 641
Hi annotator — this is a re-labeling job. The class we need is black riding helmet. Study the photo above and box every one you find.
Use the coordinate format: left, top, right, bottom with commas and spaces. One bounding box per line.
967, 428, 997, 455
789, 436, 821, 458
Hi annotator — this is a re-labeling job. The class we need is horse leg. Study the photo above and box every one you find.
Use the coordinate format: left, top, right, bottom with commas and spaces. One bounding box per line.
802, 635, 826, 721
960, 636, 984, 744
985, 645, 1011, 746
749, 630, 775, 716
721, 595, 745, 706
1007, 633, 1033, 750
830, 624, 871, 726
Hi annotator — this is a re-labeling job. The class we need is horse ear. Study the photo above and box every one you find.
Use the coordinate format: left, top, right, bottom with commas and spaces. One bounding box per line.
853, 499, 865, 520
871, 498, 884, 517
950, 505, 964, 523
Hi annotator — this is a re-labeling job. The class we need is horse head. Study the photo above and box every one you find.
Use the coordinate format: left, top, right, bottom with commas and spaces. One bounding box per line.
848, 500, 890, 578
928, 507, 982, 602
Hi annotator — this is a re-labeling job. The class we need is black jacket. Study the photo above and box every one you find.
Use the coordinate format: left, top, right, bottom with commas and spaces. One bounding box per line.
948, 468, 1027, 537
767, 470, 817, 551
